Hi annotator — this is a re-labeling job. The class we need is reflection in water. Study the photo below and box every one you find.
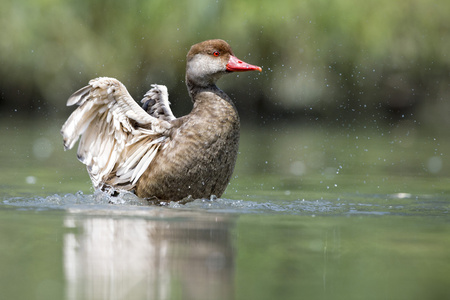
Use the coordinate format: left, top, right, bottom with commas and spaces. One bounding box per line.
63, 210, 236, 300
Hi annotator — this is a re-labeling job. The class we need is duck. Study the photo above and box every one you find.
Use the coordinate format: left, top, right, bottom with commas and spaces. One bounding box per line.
61, 39, 261, 201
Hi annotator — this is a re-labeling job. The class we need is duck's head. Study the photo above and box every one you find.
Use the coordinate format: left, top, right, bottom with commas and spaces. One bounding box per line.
186, 39, 262, 87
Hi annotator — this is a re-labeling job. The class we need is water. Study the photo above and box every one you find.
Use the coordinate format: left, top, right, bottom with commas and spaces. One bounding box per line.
1, 118, 450, 299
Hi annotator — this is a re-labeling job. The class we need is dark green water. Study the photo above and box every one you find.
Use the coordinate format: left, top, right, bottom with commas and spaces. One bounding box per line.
1, 119, 450, 300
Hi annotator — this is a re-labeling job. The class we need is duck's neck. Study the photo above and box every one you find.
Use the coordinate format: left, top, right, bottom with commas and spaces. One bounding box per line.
185, 76, 206, 100
185, 77, 239, 120
185, 77, 231, 103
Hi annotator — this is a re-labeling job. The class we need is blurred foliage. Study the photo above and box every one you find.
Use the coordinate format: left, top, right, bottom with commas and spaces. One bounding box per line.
0, 0, 449, 127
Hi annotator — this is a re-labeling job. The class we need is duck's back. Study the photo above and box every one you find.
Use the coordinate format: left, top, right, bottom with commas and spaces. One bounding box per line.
136, 89, 240, 200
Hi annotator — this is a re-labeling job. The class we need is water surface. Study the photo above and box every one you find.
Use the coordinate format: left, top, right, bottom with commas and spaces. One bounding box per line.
1, 119, 449, 299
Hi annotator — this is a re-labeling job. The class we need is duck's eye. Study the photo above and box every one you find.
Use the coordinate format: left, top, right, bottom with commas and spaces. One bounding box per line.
213, 51, 220, 57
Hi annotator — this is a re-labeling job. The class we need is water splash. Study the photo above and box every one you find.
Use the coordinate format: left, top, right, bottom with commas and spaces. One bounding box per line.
2, 191, 447, 216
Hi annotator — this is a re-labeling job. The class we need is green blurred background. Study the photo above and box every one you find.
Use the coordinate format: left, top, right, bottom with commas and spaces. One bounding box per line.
0, 0, 449, 128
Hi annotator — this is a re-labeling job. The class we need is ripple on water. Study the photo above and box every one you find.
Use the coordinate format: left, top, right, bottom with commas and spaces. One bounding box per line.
1, 191, 448, 216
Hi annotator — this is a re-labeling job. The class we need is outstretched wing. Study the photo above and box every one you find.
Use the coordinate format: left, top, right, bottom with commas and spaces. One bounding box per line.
61, 77, 173, 191
141, 84, 176, 121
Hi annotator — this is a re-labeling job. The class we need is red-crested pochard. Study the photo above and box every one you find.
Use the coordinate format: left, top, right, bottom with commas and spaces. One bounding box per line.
61, 39, 262, 201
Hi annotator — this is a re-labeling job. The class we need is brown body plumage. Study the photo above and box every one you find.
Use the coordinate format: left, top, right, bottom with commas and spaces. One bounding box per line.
61, 39, 261, 201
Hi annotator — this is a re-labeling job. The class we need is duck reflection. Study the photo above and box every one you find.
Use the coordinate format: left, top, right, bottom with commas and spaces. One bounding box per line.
63, 209, 236, 300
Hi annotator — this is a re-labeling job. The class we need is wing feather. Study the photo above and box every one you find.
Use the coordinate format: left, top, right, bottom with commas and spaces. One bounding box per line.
61, 77, 173, 191
132, 144, 160, 184
141, 84, 176, 121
